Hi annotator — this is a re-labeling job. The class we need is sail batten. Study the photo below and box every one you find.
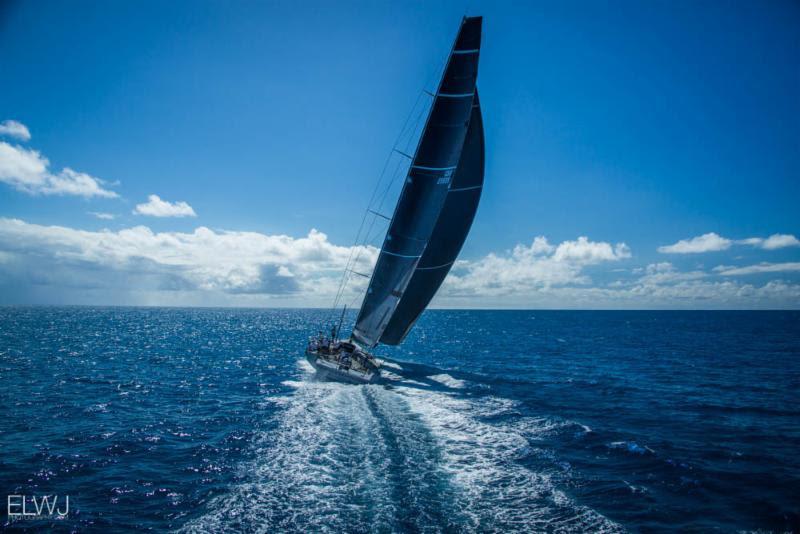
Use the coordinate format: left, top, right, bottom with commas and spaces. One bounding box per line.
352, 16, 483, 348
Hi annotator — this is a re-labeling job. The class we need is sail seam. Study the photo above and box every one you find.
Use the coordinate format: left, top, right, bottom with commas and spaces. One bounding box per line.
438, 92, 475, 98
382, 250, 422, 259
412, 165, 458, 171
453, 48, 480, 54
416, 261, 456, 271
449, 185, 483, 192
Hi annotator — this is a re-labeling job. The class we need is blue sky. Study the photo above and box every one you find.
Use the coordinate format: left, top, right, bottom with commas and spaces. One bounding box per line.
0, 0, 798, 308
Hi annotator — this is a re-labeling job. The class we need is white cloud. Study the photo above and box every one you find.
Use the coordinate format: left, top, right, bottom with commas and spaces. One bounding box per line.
737, 234, 800, 250
443, 236, 631, 297
660, 232, 800, 254
552, 236, 630, 264
635, 262, 706, 285
0, 120, 31, 141
623, 278, 800, 305
134, 194, 197, 217
619, 262, 800, 306
0, 218, 376, 301
762, 234, 798, 249
658, 232, 731, 254
0, 219, 797, 309
714, 262, 800, 276
736, 238, 762, 247
89, 212, 116, 220
529, 236, 554, 255
0, 141, 118, 198
437, 258, 800, 309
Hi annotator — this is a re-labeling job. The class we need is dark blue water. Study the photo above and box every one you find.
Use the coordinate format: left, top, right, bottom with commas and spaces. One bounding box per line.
1, 308, 798, 532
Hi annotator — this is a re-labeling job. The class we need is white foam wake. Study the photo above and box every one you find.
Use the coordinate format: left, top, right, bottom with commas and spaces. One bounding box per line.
181, 364, 621, 533
427, 373, 467, 389
180, 379, 398, 532
394, 385, 623, 532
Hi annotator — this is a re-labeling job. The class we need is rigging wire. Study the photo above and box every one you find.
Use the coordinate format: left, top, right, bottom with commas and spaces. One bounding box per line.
328, 90, 428, 323
327, 40, 453, 333
332, 121, 419, 312
344, 98, 429, 289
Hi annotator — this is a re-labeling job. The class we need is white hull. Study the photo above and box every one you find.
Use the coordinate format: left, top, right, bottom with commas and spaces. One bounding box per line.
306, 352, 379, 384
305, 342, 380, 385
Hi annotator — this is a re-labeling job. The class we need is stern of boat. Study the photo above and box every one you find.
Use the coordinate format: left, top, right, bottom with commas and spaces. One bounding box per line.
304, 340, 380, 385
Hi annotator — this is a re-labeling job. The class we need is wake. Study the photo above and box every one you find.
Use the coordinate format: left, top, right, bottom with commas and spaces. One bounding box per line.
180, 360, 622, 533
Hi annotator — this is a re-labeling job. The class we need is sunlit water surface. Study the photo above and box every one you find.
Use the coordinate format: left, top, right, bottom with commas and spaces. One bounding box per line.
1, 308, 798, 532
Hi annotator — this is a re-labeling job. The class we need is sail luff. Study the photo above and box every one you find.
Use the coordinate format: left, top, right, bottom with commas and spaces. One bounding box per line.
352, 16, 482, 347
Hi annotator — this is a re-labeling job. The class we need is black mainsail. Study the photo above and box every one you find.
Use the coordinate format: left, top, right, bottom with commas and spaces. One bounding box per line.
352, 16, 484, 348
381, 90, 484, 344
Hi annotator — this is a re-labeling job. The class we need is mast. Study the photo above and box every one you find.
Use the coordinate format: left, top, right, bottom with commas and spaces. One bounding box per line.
334, 305, 347, 341
351, 17, 483, 348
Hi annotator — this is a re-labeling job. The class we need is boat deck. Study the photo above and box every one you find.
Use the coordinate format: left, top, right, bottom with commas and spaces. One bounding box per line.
305, 340, 380, 384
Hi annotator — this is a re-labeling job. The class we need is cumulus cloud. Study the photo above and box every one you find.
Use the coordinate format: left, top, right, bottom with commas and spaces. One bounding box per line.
0, 218, 376, 300
658, 232, 731, 254
0, 120, 31, 141
443, 236, 631, 297
134, 194, 197, 217
0, 219, 797, 309
612, 262, 800, 307
0, 141, 118, 198
737, 234, 800, 250
89, 212, 116, 220
437, 259, 800, 309
660, 232, 800, 254
761, 234, 797, 250
552, 236, 631, 263
714, 262, 800, 276
622, 277, 800, 306
436, 248, 800, 308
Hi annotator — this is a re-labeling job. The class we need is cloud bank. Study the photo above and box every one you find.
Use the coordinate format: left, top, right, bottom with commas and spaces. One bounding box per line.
1, 219, 797, 308
0, 218, 375, 303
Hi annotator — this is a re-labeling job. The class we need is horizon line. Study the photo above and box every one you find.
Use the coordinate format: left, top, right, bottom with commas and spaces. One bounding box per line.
1, 304, 797, 312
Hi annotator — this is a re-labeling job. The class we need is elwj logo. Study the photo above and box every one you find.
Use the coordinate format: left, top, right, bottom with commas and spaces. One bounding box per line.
7, 495, 70, 520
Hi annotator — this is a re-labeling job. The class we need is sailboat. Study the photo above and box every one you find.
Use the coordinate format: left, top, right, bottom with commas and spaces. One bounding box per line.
306, 16, 484, 384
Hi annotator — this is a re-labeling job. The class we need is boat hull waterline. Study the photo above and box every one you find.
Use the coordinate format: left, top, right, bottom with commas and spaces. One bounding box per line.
305, 342, 381, 385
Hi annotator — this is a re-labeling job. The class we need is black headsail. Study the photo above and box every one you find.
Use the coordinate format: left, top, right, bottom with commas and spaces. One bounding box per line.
352, 16, 482, 348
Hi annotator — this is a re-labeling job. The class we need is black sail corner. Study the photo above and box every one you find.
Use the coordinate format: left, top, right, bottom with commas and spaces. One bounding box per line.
352, 16, 483, 348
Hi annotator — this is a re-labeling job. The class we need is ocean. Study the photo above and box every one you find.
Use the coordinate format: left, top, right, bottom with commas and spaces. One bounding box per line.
1, 308, 798, 532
